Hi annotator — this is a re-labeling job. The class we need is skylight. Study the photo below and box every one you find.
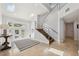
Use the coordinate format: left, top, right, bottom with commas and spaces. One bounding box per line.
5, 3, 15, 12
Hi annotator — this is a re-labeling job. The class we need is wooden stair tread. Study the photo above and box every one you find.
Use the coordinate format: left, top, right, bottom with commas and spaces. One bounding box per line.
36, 29, 54, 45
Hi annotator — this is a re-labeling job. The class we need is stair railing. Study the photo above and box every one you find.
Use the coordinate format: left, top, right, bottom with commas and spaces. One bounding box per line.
43, 24, 58, 40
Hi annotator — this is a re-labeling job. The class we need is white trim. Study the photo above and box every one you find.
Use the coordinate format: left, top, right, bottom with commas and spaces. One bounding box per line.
48, 48, 64, 56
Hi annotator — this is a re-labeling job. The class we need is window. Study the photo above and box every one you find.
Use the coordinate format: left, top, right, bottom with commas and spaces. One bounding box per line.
5, 3, 15, 12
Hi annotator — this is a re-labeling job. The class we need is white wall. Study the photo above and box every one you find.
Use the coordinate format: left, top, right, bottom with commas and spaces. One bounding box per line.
77, 11, 79, 41
37, 13, 48, 29
34, 30, 49, 44
74, 20, 78, 40
59, 19, 65, 43
0, 4, 2, 24
74, 17, 79, 41
72, 18, 79, 41
45, 11, 58, 32
0, 4, 2, 45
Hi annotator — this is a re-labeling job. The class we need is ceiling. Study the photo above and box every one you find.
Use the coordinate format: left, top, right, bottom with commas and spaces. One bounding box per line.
42, 3, 57, 11
1, 3, 66, 21
1, 3, 49, 20
42, 3, 66, 12
63, 9, 78, 23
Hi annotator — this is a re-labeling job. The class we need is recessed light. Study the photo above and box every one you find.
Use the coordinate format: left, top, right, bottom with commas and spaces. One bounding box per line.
30, 13, 35, 17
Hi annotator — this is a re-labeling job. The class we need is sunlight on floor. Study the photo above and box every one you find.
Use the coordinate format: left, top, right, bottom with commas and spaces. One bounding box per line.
44, 48, 64, 56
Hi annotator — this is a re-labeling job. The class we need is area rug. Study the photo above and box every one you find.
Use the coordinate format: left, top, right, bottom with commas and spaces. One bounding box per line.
14, 39, 40, 51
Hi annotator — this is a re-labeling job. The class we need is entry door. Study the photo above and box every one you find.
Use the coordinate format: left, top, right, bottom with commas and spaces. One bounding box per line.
65, 23, 74, 38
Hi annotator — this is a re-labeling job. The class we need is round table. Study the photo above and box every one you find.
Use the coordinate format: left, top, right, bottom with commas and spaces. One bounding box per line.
0, 35, 12, 51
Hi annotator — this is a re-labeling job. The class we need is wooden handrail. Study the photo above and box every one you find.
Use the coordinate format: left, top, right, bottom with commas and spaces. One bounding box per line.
43, 24, 58, 34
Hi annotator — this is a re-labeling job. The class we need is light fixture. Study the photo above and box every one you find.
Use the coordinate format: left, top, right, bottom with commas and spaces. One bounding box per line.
30, 13, 34, 17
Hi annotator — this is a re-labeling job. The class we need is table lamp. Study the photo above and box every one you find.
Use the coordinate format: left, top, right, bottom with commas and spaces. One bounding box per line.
0, 24, 9, 35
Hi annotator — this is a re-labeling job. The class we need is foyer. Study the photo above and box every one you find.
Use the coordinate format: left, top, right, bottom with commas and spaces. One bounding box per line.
0, 3, 79, 56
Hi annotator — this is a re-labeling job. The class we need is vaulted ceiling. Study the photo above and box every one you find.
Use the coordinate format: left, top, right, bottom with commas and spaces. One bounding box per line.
63, 9, 78, 23
1, 3, 49, 20
42, 3, 66, 12
0, 3, 66, 21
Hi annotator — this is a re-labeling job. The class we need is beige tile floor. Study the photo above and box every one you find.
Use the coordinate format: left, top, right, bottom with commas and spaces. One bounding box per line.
0, 38, 78, 56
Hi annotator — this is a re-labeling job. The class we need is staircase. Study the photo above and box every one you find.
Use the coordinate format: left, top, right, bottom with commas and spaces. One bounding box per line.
37, 29, 54, 45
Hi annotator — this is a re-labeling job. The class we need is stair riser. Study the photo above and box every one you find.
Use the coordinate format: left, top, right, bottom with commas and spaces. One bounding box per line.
37, 29, 54, 45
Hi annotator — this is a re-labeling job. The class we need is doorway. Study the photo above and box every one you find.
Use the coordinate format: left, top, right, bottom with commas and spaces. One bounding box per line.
65, 22, 74, 39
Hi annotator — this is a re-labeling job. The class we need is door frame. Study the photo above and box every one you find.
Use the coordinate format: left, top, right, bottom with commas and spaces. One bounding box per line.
65, 22, 74, 39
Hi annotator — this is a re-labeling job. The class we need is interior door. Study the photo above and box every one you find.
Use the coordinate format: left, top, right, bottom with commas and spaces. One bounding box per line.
65, 23, 74, 38
77, 24, 79, 40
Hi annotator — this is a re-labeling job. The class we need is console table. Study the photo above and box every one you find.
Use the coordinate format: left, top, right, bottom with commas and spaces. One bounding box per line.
0, 35, 12, 51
